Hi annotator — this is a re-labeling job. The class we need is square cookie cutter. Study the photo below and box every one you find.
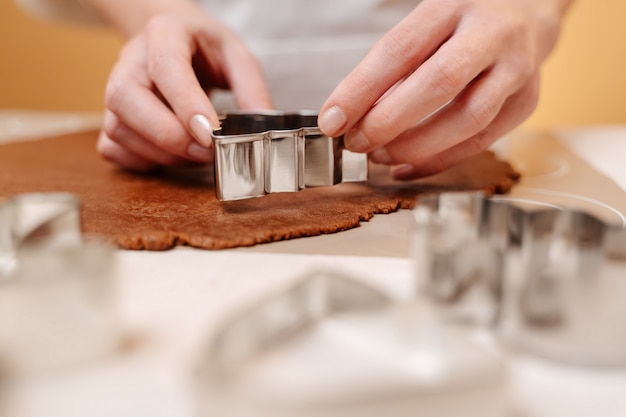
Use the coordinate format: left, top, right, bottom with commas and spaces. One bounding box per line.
211, 112, 368, 201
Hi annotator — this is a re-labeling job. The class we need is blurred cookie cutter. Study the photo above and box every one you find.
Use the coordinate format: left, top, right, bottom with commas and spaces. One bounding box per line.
197, 269, 508, 417
0, 193, 119, 375
205, 269, 392, 367
413, 191, 626, 367
0, 192, 84, 278
198, 270, 392, 414
211, 112, 368, 201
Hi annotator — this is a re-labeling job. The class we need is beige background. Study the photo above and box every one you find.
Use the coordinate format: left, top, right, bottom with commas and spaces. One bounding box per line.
0, 0, 625, 129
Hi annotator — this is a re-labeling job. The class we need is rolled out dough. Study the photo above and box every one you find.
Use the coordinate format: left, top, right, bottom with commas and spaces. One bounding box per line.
0, 131, 519, 250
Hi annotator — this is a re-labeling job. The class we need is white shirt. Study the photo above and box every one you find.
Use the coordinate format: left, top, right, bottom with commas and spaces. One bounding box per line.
14, 0, 419, 110
202, 0, 417, 110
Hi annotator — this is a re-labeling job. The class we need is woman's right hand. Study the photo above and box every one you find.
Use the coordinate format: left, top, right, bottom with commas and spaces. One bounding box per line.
96, 8, 273, 171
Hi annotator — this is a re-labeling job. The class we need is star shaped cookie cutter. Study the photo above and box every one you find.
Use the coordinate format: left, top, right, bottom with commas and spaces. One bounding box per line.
211, 111, 368, 201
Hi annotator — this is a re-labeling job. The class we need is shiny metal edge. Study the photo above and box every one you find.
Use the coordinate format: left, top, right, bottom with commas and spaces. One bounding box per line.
203, 268, 392, 367
1, 193, 86, 279
211, 112, 368, 201
413, 191, 626, 367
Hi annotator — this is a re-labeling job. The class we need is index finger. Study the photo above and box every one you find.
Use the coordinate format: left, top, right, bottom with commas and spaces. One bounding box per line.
146, 15, 221, 140
146, 16, 272, 148
318, 1, 460, 136
219, 36, 274, 111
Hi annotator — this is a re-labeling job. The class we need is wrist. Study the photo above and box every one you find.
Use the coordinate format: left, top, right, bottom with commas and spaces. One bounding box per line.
531, 0, 574, 60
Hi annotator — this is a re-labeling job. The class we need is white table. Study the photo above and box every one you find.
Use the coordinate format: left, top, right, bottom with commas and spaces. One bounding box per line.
1, 110, 626, 417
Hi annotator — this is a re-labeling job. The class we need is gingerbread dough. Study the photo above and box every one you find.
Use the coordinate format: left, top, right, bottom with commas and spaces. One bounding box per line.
0, 131, 519, 250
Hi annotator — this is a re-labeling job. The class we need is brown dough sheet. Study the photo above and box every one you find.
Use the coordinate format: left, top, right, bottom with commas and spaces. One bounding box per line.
0, 131, 520, 250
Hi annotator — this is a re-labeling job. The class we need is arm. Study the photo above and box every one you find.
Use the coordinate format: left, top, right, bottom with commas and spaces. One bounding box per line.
14, 0, 104, 25
319, 0, 574, 179
87, 0, 197, 37
13, 0, 103, 24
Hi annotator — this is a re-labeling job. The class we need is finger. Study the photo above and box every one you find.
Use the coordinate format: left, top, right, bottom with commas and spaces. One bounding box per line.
217, 36, 274, 110
146, 17, 272, 142
342, 22, 505, 154
392, 74, 540, 180
96, 131, 158, 172
145, 16, 219, 131
370, 62, 529, 165
105, 53, 213, 163
319, 1, 460, 136
102, 110, 198, 166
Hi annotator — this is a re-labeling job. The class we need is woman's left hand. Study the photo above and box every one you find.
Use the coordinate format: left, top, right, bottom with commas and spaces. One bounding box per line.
318, 0, 572, 179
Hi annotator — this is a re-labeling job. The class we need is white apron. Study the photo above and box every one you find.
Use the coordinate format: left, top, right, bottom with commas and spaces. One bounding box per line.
201, 0, 419, 111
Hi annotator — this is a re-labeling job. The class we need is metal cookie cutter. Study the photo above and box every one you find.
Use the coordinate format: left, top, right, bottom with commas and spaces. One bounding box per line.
197, 269, 508, 417
211, 112, 368, 201
0, 193, 83, 278
0, 193, 119, 375
413, 191, 626, 367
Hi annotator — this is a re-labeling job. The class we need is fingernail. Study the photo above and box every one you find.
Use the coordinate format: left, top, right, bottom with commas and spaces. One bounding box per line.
187, 141, 213, 162
370, 147, 393, 164
190, 114, 215, 147
318, 105, 347, 135
391, 164, 416, 179
345, 129, 370, 152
